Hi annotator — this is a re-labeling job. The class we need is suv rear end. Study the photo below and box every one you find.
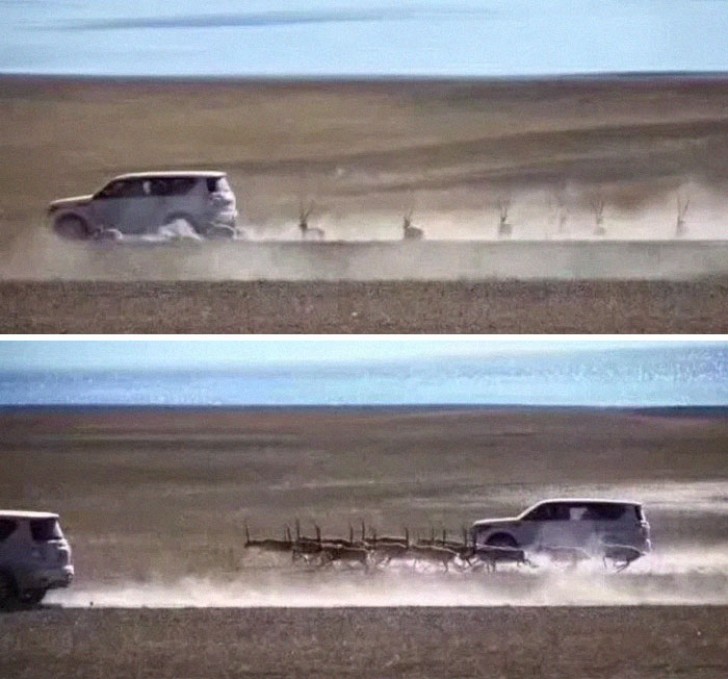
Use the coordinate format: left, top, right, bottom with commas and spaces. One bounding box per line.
0, 510, 74, 606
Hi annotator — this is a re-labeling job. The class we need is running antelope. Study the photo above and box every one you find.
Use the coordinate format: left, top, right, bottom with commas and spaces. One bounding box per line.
368, 527, 410, 566
402, 210, 424, 240
474, 545, 529, 572
676, 195, 689, 237
244, 522, 293, 552
590, 194, 606, 236
497, 199, 512, 238
299, 202, 325, 241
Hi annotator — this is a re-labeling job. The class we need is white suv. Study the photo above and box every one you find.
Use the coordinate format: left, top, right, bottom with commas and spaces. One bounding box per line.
471, 498, 651, 557
0, 510, 74, 607
48, 171, 238, 239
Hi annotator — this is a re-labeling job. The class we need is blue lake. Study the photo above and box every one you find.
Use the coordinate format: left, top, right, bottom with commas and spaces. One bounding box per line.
2, 344, 727, 407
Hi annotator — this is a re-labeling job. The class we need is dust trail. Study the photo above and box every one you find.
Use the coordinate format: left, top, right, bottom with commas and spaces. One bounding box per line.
3, 179, 728, 281
49, 546, 728, 608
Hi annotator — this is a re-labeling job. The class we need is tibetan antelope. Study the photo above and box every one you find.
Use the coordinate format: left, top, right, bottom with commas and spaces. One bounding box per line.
550, 188, 568, 235
676, 195, 689, 237
474, 545, 529, 572
602, 544, 644, 572
368, 527, 410, 566
402, 210, 424, 240
243, 522, 293, 553
312, 523, 369, 570
291, 520, 325, 563
538, 545, 591, 570
299, 202, 324, 241
590, 194, 606, 236
497, 199, 512, 238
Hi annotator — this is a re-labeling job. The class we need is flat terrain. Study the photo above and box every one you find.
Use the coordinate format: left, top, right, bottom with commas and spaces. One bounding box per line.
3, 278, 728, 333
3, 75, 728, 247
2, 406, 727, 581
2, 607, 727, 679
2, 406, 728, 677
2, 76, 728, 330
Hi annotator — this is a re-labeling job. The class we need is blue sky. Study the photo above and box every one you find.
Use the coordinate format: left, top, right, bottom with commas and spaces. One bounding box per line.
3, 1, 728, 77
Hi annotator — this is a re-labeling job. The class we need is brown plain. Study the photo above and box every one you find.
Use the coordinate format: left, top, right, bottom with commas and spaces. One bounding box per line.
2, 407, 726, 581
2, 76, 728, 332
1, 406, 728, 678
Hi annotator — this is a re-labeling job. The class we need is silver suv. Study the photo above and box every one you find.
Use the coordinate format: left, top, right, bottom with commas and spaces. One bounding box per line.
0, 510, 74, 607
48, 171, 238, 239
471, 498, 651, 556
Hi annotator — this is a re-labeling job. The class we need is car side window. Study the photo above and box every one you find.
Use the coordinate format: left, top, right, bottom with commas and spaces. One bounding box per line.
584, 503, 627, 520
0, 518, 18, 541
151, 178, 196, 196
524, 503, 565, 521
568, 505, 589, 521
95, 180, 144, 200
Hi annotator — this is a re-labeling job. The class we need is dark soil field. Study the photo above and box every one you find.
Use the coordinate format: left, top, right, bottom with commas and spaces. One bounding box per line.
2, 406, 728, 677
3, 278, 728, 333
2, 607, 728, 679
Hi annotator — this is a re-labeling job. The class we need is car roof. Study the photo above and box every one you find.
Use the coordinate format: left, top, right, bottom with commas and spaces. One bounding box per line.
0, 510, 59, 520
110, 171, 226, 181
526, 498, 641, 506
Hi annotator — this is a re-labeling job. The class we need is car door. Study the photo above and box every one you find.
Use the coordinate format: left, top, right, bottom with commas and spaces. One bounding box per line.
534, 502, 593, 549
91, 179, 148, 233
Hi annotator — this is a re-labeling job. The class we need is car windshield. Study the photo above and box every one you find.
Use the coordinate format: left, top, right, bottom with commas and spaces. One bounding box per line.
30, 518, 63, 542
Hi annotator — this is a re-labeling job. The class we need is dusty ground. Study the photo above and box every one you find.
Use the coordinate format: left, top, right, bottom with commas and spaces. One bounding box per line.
2, 607, 728, 679
3, 278, 728, 333
2, 406, 728, 677
2, 75, 728, 246
2, 76, 728, 330
2, 406, 727, 580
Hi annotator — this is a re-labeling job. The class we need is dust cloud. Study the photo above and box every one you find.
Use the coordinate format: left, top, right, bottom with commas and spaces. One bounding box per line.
1, 180, 727, 281
49, 545, 728, 608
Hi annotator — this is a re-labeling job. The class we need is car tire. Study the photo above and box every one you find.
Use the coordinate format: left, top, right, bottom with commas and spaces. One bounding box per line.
53, 214, 90, 240
162, 213, 200, 234
18, 588, 47, 606
0, 571, 17, 608
486, 534, 519, 549
206, 224, 237, 240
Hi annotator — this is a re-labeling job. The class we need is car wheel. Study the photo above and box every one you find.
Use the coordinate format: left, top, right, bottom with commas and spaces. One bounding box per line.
53, 214, 90, 240
18, 588, 47, 606
162, 213, 200, 234
206, 224, 237, 239
486, 534, 519, 549
0, 572, 17, 608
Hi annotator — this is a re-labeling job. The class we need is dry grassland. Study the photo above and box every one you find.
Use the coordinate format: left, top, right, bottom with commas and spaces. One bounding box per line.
2, 75, 728, 244
2, 76, 728, 330
2, 407, 727, 678
2, 407, 726, 581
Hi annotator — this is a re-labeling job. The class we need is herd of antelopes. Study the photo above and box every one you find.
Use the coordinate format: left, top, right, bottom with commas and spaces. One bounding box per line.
296, 192, 692, 241
244, 520, 641, 573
